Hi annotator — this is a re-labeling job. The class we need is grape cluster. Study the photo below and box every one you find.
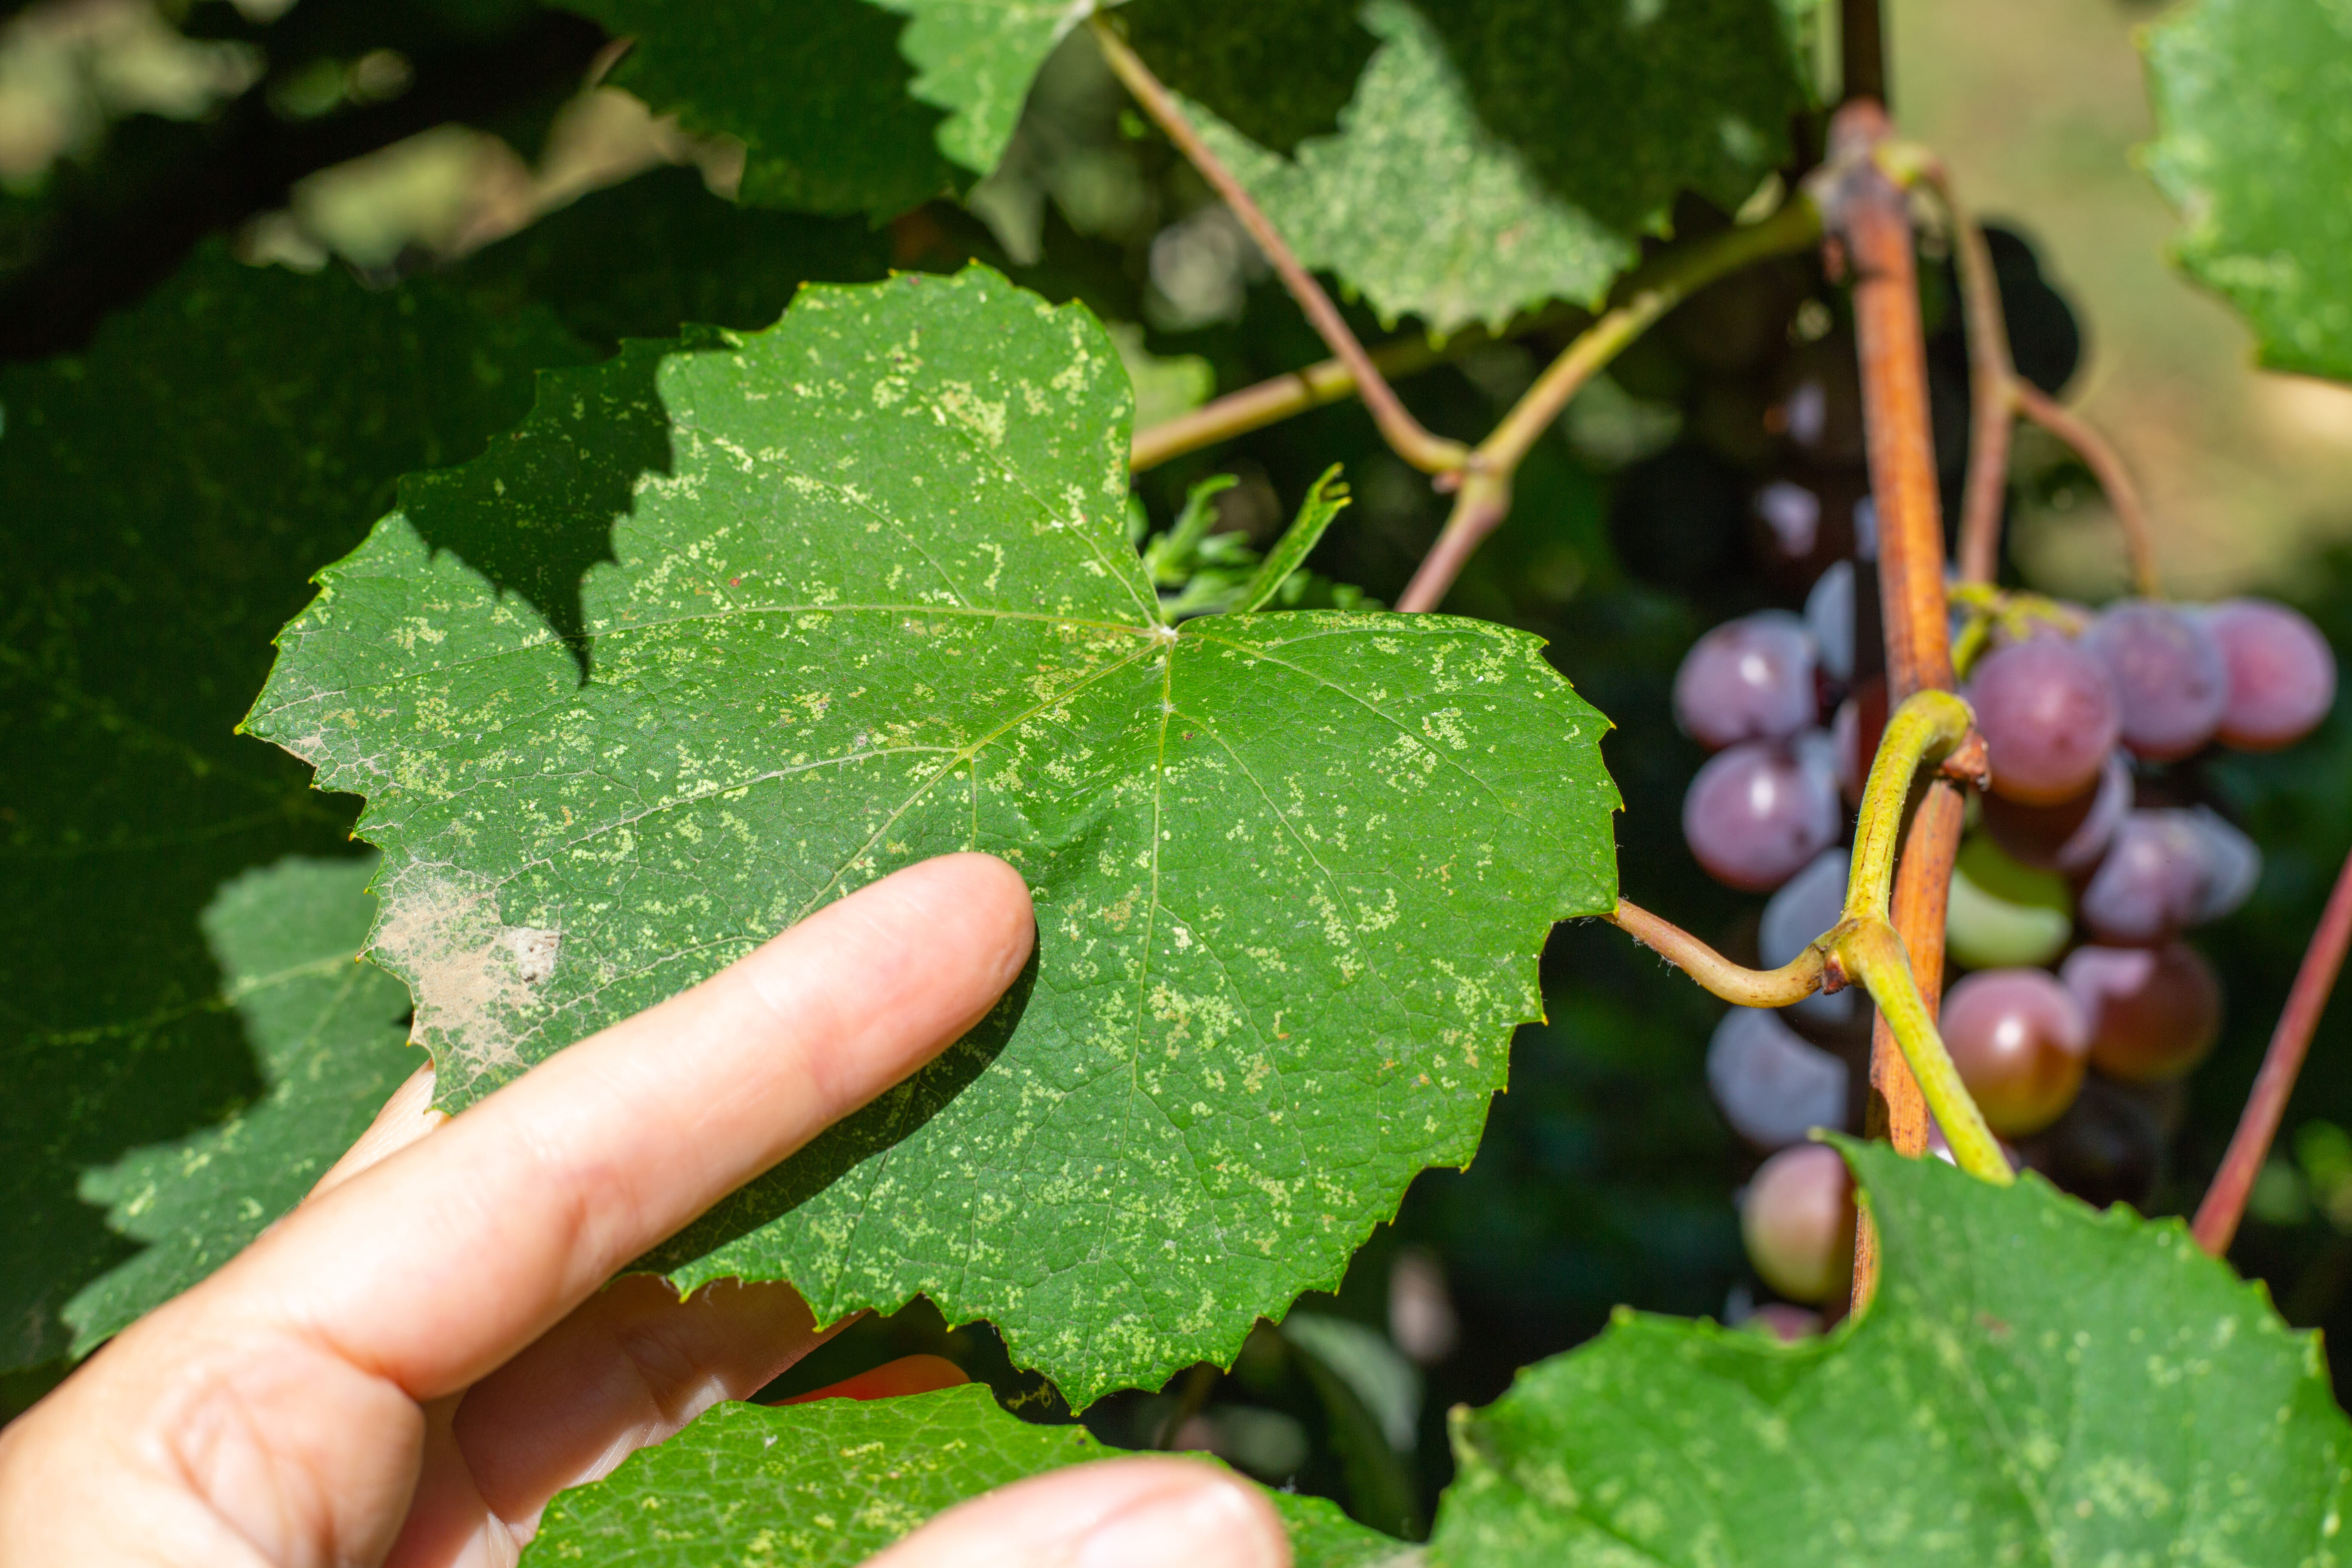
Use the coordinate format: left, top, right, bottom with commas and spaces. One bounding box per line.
1622, 235, 2339, 1328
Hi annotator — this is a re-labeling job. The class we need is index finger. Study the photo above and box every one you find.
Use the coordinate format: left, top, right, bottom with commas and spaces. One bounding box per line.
188, 851, 1033, 1400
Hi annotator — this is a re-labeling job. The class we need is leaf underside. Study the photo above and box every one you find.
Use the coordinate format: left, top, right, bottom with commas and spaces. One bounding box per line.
1428, 1141, 2352, 1565
522, 1384, 1409, 1567
2142, 0, 2352, 384
249, 265, 1619, 1404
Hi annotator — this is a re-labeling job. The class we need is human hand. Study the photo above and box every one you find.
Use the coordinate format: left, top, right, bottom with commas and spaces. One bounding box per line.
0, 853, 1288, 1568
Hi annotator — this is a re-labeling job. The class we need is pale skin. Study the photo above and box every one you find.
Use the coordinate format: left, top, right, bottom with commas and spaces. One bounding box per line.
0, 853, 1289, 1568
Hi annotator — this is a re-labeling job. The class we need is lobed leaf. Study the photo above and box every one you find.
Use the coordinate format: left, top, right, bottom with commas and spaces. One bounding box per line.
248, 265, 1620, 1403
565, 0, 1073, 217
0, 245, 590, 1369
1157, 0, 1806, 335
2142, 0, 2352, 384
63, 858, 417, 1355
1427, 1140, 2352, 1565
522, 1384, 1410, 1566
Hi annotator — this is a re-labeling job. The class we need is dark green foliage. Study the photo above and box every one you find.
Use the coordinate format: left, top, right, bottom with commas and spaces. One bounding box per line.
0, 245, 589, 1368
459, 167, 892, 351
1428, 1143, 2352, 1565
1121, 0, 1378, 154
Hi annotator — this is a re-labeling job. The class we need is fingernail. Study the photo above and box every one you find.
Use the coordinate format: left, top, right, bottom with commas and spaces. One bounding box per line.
1075, 1474, 1285, 1568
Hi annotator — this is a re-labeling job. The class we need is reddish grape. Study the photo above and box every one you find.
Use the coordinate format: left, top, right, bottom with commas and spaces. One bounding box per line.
1740, 1143, 1855, 1305
2205, 598, 2336, 751
1672, 611, 1819, 750
1682, 736, 1842, 891
1938, 968, 2090, 1136
2080, 599, 2227, 761
1967, 634, 2120, 804
2077, 809, 2215, 946
1978, 749, 2129, 873
1707, 1007, 1849, 1151
2060, 941, 2223, 1082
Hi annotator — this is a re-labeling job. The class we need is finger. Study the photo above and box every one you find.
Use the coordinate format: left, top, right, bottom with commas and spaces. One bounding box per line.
309, 1063, 444, 1200
444, 1277, 825, 1535
190, 851, 1033, 1400
865, 1457, 1289, 1568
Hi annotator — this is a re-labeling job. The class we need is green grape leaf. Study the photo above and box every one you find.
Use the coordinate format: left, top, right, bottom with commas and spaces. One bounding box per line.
248, 266, 1620, 1403
62, 857, 416, 1355
1164, 0, 1804, 335
2142, 0, 2352, 383
524, 1385, 1409, 1566
460, 166, 891, 352
566, 0, 1070, 217
0, 245, 591, 1369
868, 0, 1075, 178
568, 0, 963, 217
1119, 0, 1379, 155
1427, 1140, 2352, 1565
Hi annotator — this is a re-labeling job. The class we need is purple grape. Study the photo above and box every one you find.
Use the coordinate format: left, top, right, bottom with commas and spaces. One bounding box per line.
1804, 560, 1856, 683
1978, 749, 2129, 874
2080, 599, 2227, 761
1707, 1007, 1849, 1151
1760, 847, 1870, 1036
1748, 469, 1868, 593
2206, 598, 2337, 751
1967, 634, 2120, 805
2185, 806, 2260, 923
1683, 735, 1843, 891
2077, 808, 2251, 945
1672, 611, 1819, 750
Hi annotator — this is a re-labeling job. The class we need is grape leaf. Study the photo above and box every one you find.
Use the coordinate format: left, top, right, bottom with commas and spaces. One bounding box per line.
1427, 1139, 2352, 1565
1162, 0, 1804, 335
2142, 0, 2352, 384
868, 0, 1074, 178
523, 1385, 1408, 1566
0, 244, 589, 1370
1118, 0, 1379, 155
62, 856, 416, 1355
567, 0, 962, 217
247, 265, 1620, 1404
566, 0, 1069, 217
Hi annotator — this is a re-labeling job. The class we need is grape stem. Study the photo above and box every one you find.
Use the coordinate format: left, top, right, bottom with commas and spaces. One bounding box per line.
1130, 306, 1577, 472
1089, 15, 1469, 476
1394, 196, 1824, 612
1606, 690, 2012, 1187
1830, 100, 1973, 1306
1886, 146, 2163, 598
2192, 843, 2352, 1257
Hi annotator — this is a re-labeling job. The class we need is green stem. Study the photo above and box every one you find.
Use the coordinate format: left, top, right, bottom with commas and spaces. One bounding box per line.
1844, 689, 1975, 924
1608, 898, 1828, 1008
1396, 195, 1823, 612
1836, 920, 2013, 1184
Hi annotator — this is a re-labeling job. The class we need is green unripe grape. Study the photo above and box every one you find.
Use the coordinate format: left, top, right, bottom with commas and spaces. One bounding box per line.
1945, 834, 2073, 971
